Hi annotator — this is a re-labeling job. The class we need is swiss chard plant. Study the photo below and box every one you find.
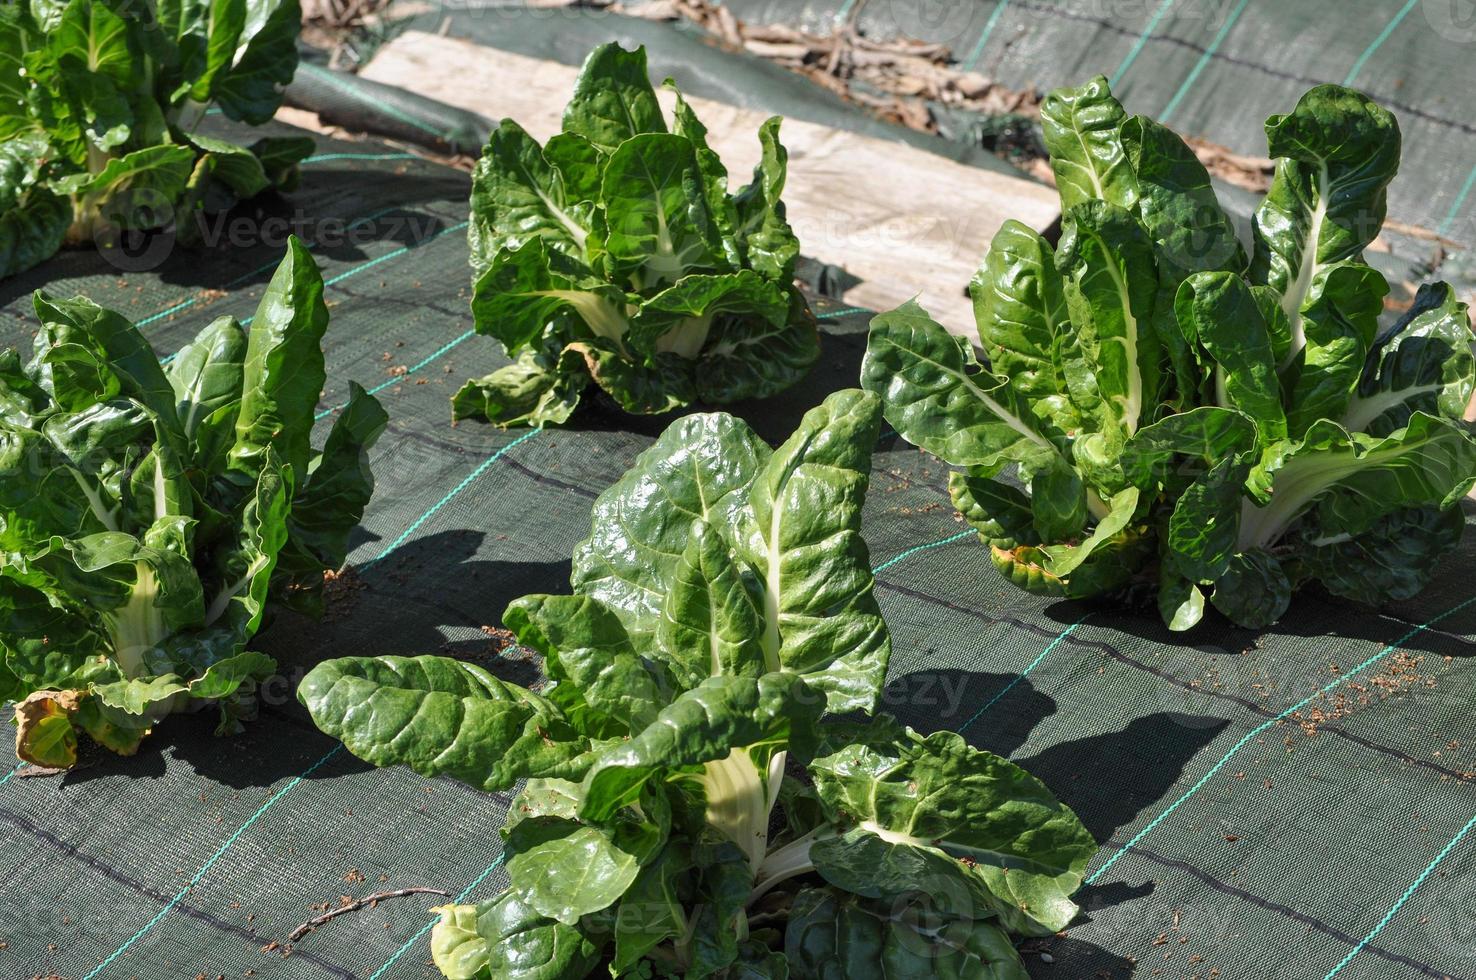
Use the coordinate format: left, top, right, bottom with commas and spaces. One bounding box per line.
453, 42, 819, 428
1, 237, 385, 768
0, 0, 312, 279
862, 78, 1476, 630
300, 389, 1095, 979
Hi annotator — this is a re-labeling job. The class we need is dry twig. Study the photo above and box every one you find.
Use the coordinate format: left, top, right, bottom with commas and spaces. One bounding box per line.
287, 887, 451, 943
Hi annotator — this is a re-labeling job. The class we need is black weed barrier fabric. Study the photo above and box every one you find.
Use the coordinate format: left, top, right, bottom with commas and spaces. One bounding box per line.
0, 122, 1474, 980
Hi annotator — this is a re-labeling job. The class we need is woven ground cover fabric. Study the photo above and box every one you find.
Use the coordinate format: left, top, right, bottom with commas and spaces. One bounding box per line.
687, 0, 1476, 244
0, 122, 1473, 980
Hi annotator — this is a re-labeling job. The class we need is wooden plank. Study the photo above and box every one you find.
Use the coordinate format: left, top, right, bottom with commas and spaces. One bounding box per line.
360, 31, 1060, 334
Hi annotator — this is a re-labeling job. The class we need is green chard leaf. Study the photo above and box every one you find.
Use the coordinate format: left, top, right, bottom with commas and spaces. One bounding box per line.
4, 242, 378, 766
867, 76, 1475, 629
460, 43, 815, 426
302, 388, 1093, 977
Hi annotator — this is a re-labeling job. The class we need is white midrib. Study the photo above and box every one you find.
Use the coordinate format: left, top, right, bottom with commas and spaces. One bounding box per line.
1341, 383, 1443, 433
1237, 440, 1417, 550
517, 159, 587, 250
68, 467, 119, 531
1072, 122, 1107, 200
761, 500, 783, 673
204, 554, 270, 627
1279, 162, 1330, 371
859, 820, 1036, 872
1097, 252, 1143, 435
906, 345, 1055, 454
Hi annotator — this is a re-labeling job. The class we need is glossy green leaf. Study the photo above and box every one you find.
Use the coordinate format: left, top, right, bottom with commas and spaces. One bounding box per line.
1121, 114, 1244, 279
786, 887, 1031, 980
657, 520, 769, 688
1250, 85, 1398, 371
1210, 550, 1292, 629
971, 220, 1078, 433
451, 347, 588, 428
561, 42, 666, 153
504, 593, 667, 735
227, 235, 328, 484
1039, 75, 1136, 211
600, 132, 724, 288
1343, 281, 1475, 435
732, 116, 799, 282
297, 654, 592, 793
863, 300, 1061, 471
811, 727, 1095, 934
431, 892, 603, 980
1174, 271, 1286, 443
1241, 413, 1476, 552
468, 120, 592, 276
739, 388, 890, 712
1281, 261, 1386, 436
1057, 201, 1161, 438
573, 411, 770, 642
579, 671, 821, 823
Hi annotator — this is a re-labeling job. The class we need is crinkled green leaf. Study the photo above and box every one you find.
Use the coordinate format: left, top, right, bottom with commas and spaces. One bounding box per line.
298, 654, 592, 793
572, 411, 770, 642
863, 300, 1061, 471
786, 887, 1030, 980
971, 220, 1078, 433
1039, 74, 1136, 212
811, 727, 1095, 934
1343, 281, 1475, 435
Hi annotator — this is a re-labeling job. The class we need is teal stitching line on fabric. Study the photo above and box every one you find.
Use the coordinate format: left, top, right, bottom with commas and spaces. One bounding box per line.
360, 429, 542, 570
0, 761, 21, 787
962, 0, 1011, 71
302, 152, 422, 164
1110, 0, 1176, 86
238, 219, 471, 329
1343, 0, 1419, 86
365, 855, 508, 980
80, 745, 344, 979
871, 529, 973, 574
815, 307, 871, 319
1322, 811, 1476, 979
299, 64, 443, 137
832, 0, 860, 25
139, 204, 413, 331
1438, 163, 1476, 237
1159, 0, 1251, 123
958, 614, 1089, 733
316, 329, 475, 421
1086, 592, 1476, 885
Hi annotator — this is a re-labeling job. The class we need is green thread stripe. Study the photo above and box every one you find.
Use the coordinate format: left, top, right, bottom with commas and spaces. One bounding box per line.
1111, 0, 1176, 86
366, 855, 508, 980
361, 429, 542, 570
0, 762, 21, 787
302, 152, 422, 165
962, 1, 1011, 71
1159, 0, 1251, 124
1322, 811, 1476, 979
1087, 592, 1476, 885
139, 204, 416, 332
80, 746, 343, 979
872, 529, 974, 574
815, 306, 872, 320
959, 615, 1090, 733
1344, 0, 1419, 86
316, 329, 475, 421
239, 219, 470, 329
1438, 163, 1476, 237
